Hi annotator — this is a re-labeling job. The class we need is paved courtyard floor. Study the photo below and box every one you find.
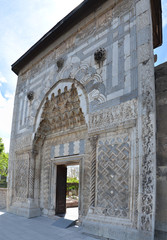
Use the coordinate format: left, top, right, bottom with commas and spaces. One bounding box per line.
0, 209, 97, 240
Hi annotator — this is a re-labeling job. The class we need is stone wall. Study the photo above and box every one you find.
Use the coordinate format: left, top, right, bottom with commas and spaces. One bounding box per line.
155, 62, 167, 239
0, 188, 7, 209
8, 0, 157, 239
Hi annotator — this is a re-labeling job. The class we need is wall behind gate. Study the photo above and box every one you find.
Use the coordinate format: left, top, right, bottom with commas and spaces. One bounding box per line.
0, 188, 7, 209
155, 62, 167, 239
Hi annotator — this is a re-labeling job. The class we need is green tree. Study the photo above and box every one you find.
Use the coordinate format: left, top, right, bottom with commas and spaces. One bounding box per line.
0, 138, 8, 177
0, 138, 5, 154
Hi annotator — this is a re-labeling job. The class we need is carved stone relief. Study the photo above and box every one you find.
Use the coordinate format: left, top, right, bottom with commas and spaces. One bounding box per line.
56, 58, 64, 71
95, 134, 131, 219
42, 143, 51, 210
141, 115, 154, 231
94, 48, 106, 65
33, 83, 86, 151
89, 135, 98, 207
140, 64, 155, 232
14, 153, 29, 202
40, 131, 87, 213
14, 135, 32, 152
58, 62, 106, 104
27, 91, 34, 101
89, 99, 137, 132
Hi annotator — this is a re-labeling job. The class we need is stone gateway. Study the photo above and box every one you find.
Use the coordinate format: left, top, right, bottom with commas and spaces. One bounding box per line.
8, 0, 164, 239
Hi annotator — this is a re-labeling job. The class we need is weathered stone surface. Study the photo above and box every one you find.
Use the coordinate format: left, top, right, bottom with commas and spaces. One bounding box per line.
96, 133, 130, 219
0, 188, 7, 209
155, 62, 167, 239
8, 0, 158, 239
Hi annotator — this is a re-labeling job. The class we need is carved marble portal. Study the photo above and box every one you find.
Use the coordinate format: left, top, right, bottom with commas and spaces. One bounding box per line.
33, 83, 86, 151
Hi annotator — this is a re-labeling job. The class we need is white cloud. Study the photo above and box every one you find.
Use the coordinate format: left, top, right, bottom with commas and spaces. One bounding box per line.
0, 73, 7, 87
0, 0, 84, 65
0, 0, 83, 93
0, 0, 83, 152
0, 91, 14, 152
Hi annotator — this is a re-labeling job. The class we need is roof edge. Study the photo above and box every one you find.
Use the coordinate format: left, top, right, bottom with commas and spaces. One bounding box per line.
11, 0, 108, 75
12, 0, 163, 75
151, 0, 162, 49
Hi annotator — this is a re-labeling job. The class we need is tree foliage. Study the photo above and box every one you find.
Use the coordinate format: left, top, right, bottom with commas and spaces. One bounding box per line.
0, 138, 4, 155
0, 138, 8, 177
67, 177, 79, 183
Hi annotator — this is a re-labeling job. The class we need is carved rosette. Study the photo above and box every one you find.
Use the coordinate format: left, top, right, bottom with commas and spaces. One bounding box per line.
57, 58, 64, 71
94, 48, 106, 65
89, 135, 98, 207
27, 91, 34, 101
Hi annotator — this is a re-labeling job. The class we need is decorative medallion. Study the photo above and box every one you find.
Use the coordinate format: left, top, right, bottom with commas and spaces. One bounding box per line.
94, 48, 106, 65
57, 58, 64, 71
27, 91, 34, 101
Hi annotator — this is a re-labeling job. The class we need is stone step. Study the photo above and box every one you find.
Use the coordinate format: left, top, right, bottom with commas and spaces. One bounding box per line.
52, 217, 76, 229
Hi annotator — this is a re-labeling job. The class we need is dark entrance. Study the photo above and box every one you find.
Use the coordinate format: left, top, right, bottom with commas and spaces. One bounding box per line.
55, 163, 79, 219
56, 165, 67, 214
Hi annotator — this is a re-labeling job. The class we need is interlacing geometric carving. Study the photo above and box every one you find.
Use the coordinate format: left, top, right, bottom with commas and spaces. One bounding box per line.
96, 134, 130, 218
43, 143, 51, 209
28, 151, 37, 199
33, 83, 86, 151
15, 154, 29, 202
89, 135, 98, 207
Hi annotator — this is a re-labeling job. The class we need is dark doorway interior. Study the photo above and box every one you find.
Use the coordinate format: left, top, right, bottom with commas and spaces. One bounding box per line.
56, 165, 67, 215
55, 164, 79, 220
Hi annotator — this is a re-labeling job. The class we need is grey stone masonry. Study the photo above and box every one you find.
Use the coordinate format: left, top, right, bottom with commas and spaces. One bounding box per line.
8, 0, 161, 239
0, 188, 7, 209
155, 62, 167, 239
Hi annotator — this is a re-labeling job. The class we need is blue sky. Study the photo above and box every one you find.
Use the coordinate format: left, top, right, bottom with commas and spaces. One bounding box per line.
0, 0, 166, 152
155, 0, 167, 65
0, 0, 83, 151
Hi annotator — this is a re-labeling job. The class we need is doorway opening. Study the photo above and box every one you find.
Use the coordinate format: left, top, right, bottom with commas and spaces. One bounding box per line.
56, 163, 79, 221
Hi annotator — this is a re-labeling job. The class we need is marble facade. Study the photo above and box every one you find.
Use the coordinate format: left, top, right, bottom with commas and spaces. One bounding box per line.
8, 0, 162, 239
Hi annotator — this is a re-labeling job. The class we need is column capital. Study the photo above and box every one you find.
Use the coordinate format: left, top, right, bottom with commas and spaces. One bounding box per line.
88, 135, 99, 147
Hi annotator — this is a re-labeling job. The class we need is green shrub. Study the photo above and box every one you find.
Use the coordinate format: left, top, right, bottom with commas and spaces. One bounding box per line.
66, 177, 79, 196
67, 177, 79, 183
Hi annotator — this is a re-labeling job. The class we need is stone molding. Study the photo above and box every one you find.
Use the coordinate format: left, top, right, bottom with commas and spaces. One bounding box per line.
136, 0, 156, 234
89, 135, 98, 207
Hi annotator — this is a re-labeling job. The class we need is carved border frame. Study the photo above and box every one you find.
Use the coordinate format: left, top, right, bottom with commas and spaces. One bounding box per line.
87, 126, 138, 228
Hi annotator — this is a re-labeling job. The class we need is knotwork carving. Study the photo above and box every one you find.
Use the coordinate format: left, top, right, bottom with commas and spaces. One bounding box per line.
14, 154, 29, 202
28, 150, 38, 199
33, 83, 86, 151
89, 135, 98, 207
96, 134, 130, 218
